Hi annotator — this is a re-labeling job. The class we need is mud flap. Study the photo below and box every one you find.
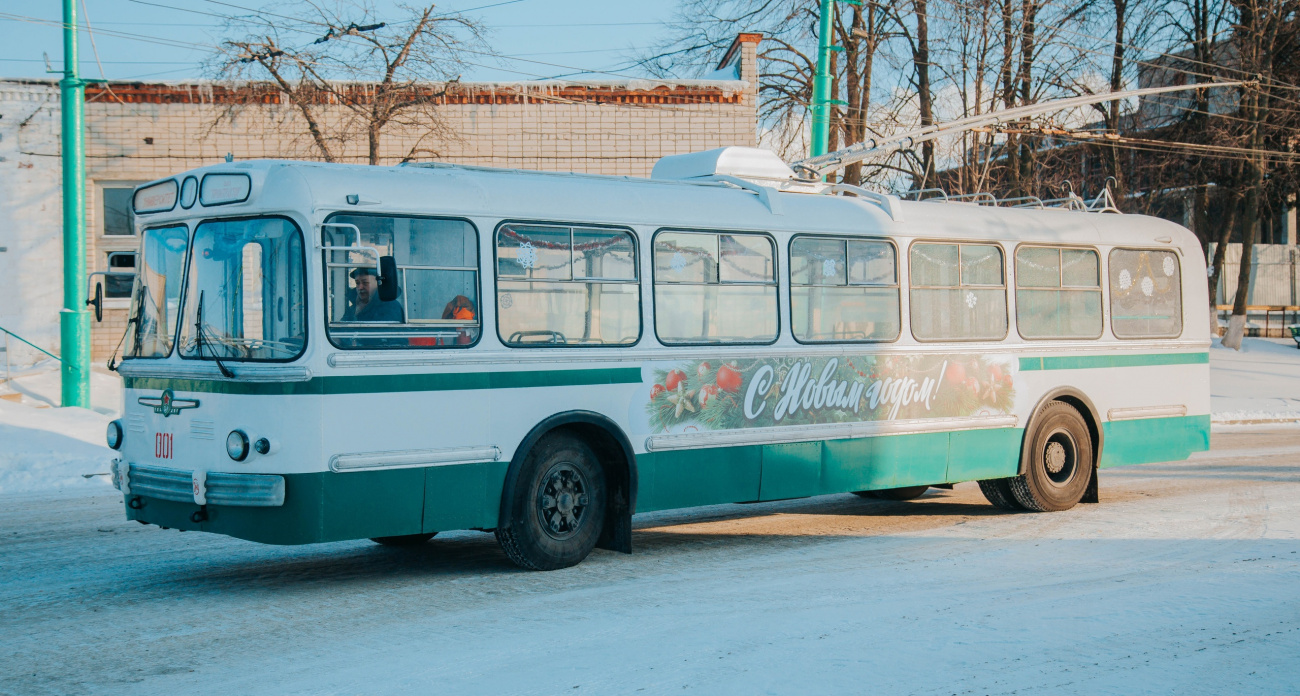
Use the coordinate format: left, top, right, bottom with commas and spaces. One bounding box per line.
596, 485, 632, 553
1082, 464, 1100, 503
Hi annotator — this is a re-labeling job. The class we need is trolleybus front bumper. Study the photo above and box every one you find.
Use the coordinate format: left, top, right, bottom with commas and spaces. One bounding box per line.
112, 461, 286, 507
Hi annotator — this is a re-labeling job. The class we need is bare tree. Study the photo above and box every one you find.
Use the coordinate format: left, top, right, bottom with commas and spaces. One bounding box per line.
212, 1, 485, 165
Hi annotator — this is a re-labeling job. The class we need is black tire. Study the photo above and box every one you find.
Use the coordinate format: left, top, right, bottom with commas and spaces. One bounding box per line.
978, 478, 1024, 510
370, 532, 437, 547
856, 485, 930, 501
495, 432, 606, 571
1008, 401, 1094, 512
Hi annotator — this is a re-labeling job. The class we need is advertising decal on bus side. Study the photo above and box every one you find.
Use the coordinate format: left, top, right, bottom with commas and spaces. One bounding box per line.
644, 353, 1016, 433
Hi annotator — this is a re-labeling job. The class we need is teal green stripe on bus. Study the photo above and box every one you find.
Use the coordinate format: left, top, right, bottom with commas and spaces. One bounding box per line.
123, 367, 643, 396
1018, 352, 1209, 371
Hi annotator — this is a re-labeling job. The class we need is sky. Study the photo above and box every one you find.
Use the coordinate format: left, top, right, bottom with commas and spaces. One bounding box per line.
0, 0, 686, 83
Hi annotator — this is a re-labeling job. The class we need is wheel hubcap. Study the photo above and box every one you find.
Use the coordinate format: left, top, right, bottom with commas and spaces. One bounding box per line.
537, 462, 590, 541
1042, 431, 1077, 486
1045, 441, 1067, 474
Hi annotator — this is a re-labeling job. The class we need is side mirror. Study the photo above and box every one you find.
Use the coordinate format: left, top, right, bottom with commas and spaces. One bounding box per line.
378, 256, 399, 303
87, 282, 104, 322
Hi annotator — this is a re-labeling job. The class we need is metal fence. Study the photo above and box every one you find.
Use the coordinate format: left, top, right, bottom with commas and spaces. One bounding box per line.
1210, 243, 1299, 307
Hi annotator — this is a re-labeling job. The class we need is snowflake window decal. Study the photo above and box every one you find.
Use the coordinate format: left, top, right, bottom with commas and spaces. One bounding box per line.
965, 291, 978, 309
1118, 268, 1133, 291
516, 241, 537, 270
670, 251, 687, 274
1141, 276, 1154, 297
822, 258, 838, 278
1162, 256, 1176, 277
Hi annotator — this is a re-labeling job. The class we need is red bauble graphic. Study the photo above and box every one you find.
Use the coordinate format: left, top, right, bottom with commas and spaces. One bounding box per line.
716, 364, 742, 393
697, 361, 712, 377
988, 364, 1003, 382
666, 369, 687, 391
945, 362, 967, 384
650, 384, 666, 400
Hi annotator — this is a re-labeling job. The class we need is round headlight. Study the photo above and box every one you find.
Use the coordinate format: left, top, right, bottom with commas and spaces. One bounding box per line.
106, 420, 123, 450
226, 430, 250, 461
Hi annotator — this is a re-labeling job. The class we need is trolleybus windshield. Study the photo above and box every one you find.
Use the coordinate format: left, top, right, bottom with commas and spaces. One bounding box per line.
177, 216, 306, 361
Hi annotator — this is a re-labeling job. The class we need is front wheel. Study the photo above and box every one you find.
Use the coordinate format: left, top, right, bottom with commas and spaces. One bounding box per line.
1009, 401, 1094, 512
496, 432, 606, 571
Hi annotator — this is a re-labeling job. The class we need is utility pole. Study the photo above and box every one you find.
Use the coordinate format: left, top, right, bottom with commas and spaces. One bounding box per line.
809, 0, 836, 160
60, 0, 90, 408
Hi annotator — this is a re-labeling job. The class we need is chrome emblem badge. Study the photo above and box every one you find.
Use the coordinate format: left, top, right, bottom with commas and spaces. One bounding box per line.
138, 389, 200, 418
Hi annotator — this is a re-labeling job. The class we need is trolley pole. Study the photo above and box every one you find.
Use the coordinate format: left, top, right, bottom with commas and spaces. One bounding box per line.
60, 0, 90, 408
808, 0, 836, 161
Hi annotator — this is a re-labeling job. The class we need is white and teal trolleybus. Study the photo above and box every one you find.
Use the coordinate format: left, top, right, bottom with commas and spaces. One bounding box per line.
103, 147, 1210, 570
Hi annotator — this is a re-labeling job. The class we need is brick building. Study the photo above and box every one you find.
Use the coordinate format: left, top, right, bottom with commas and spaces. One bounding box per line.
0, 34, 762, 365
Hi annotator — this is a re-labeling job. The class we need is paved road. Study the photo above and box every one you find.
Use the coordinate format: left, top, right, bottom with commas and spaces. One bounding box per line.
3, 429, 1299, 695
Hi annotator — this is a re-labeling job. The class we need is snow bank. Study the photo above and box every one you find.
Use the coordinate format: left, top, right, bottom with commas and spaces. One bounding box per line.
1210, 337, 1300, 424
0, 400, 117, 495
0, 365, 122, 495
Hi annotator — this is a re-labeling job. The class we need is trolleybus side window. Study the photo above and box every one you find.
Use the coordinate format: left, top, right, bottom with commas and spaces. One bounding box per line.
1108, 248, 1182, 339
178, 216, 306, 362
653, 230, 777, 345
324, 214, 481, 349
789, 236, 899, 343
909, 242, 1007, 341
124, 224, 189, 359
1015, 246, 1103, 339
496, 223, 640, 346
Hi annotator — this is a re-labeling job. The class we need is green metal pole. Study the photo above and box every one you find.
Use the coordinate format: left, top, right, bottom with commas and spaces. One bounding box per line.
809, 0, 835, 160
60, 0, 90, 408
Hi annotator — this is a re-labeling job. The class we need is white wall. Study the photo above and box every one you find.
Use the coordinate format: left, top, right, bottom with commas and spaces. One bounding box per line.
0, 83, 63, 368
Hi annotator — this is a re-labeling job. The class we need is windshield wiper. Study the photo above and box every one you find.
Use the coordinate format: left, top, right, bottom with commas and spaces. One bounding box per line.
194, 291, 235, 378
108, 287, 148, 371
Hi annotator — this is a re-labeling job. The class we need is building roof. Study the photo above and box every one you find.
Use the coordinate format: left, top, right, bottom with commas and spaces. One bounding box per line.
0, 76, 750, 106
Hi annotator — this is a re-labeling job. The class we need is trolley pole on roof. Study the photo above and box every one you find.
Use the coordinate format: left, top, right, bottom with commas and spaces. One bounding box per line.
808, 0, 836, 161
59, 0, 90, 408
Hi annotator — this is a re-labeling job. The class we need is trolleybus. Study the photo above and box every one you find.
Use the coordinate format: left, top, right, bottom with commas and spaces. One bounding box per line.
103, 147, 1210, 570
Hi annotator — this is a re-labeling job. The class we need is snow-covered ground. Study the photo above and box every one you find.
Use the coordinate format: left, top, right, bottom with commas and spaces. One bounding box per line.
1210, 337, 1300, 424
0, 364, 121, 496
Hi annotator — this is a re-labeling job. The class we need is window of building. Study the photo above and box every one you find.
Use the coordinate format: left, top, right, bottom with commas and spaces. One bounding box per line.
790, 236, 899, 342
1109, 248, 1183, 338
1015, 246, 1103, 339
101, 186, 138, 236
909, 242, 1007, 341
496, 223, 640, 346
105, 251, 137, 299
324, 214, 481, 349
653, 230, 777, 345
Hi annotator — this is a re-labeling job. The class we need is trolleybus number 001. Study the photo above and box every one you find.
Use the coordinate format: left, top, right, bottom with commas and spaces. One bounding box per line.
155, 433, 174, 460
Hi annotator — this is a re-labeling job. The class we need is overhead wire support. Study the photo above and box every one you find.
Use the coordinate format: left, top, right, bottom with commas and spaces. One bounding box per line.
791, 81, 1251, 178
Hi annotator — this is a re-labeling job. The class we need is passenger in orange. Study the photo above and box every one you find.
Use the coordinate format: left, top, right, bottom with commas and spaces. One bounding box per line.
442, 295, 476, 322
442, 295, 477, 344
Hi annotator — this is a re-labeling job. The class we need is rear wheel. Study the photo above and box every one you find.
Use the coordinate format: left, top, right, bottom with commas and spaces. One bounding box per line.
977, 479, 1024, 510
1009, 401, 1093, 512
370, 532, 436, 547
854, 485, 930, 501
496, 432, 606, 571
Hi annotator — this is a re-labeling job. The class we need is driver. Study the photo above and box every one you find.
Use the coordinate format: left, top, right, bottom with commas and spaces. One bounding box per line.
342, 267, 403, 322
